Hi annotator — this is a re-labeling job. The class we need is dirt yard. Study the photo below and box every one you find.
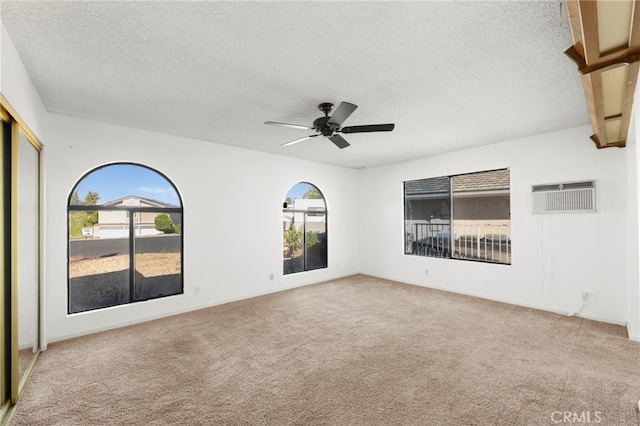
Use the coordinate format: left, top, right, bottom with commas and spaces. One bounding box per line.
70, 253, 181, 278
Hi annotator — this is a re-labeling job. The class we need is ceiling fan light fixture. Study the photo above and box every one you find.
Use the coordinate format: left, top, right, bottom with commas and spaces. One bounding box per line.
266, 101, 395, 150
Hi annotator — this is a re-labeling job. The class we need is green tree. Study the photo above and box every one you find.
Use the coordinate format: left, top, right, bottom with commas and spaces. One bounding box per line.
85, 211, 98, 227
303, 188, 322, 199
70, 190, 81, 206
155, 213, 174, 234
284, 227, 303, 256
306, 231, 320, 247
69, 190, 100, 237
83, 191, 100, 205
70, 190, 100, 206
69, 211, 87, 237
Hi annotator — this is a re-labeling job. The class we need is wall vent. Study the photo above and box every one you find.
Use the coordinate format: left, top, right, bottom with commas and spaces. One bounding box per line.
531, 181, 595, 213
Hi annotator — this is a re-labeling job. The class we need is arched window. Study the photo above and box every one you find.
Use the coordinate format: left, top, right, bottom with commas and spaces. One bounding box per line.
283, 182, 327, 275
67, 163, 183, 313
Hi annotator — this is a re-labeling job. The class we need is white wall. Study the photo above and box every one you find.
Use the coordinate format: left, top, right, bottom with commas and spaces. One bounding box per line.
358, 126, 631, 326
626, 87, 640, 342
0, 24, 48, 140
1, 22, 49, 351
44, 113, 360, 342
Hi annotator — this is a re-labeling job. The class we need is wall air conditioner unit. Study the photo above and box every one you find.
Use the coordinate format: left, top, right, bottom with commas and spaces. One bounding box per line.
531, 181, 595, 213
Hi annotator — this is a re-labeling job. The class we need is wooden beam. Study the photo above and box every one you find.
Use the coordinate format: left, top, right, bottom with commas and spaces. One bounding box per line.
566, 46, 640, 75
580, 72, 607, 147
565, 0, 639, 150
578, 0, 601, 64
566, 0, 585, 58
629, 0, 640, 46
590, 134, 625, 148
564, 45, 587, 69
618, 61, 639, 146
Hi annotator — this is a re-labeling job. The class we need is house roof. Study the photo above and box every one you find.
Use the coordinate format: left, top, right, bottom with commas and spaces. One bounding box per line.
405, 169, 509, 197
405, 177, 450, 196
101, 195, 179, 208
451, 169, 510, 193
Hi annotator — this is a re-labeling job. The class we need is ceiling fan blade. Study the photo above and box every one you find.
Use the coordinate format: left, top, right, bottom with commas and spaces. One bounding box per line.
341, 123, 395, 134
328, 134, 350, 149
328, 102, 357, 127
281, 134, 318, 147
264, 121, 312, 131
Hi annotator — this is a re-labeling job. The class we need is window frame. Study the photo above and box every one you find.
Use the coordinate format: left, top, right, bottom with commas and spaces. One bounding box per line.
282, 182, 328, 275
404, 168, 511, 265
67, 163, 184, 313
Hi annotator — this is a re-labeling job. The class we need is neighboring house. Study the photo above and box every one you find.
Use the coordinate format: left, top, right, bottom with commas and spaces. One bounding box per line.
451, 169, 510, 239
404, 176, 451, 225
405, 169, 511, 253
94, 195, 179, 239
283, 198, 326, 234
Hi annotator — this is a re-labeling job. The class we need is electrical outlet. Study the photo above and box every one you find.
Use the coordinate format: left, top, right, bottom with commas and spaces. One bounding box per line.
581, 292, 591, 301
194, 286, 200, 295
269, 273, 274, 281
425, 269, 429, 275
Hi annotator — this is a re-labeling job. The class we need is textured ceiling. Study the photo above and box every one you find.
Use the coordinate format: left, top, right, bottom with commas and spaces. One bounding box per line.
1, 1, 588, 168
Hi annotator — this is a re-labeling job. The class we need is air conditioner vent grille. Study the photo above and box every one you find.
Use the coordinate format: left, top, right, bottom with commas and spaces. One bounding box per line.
532, 181, 595, 213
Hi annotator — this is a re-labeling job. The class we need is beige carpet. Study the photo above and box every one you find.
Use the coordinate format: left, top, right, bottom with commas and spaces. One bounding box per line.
10, 274, 640, 425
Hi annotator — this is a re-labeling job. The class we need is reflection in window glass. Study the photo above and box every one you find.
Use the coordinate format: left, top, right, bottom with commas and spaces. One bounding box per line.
68, 218, 130, 312
68, 163, 183, 313
451, 170, 511, 264
134, 212, 182, 301
404, 176, 451, 258
283, 182, 327, 275
404, 169, 510, 264
17, 131, 40, 383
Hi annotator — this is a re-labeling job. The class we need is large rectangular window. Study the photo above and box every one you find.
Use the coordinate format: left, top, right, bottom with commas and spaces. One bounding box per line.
404, 169, 510, 264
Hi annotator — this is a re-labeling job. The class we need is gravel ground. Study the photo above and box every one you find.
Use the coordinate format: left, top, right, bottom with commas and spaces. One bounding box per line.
70, 253, 180, 278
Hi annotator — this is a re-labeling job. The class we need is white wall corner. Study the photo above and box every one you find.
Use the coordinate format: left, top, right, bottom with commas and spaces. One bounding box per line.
628, 82, 640, 342
0, 22, 48, 141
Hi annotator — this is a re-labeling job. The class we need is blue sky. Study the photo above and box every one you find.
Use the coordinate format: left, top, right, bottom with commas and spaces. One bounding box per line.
74, 164, 180, 205
285, 182, 320, 201
75, 168, 318, 206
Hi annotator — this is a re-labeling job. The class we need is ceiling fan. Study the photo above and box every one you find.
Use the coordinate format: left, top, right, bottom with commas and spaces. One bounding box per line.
264, 101, 395, 149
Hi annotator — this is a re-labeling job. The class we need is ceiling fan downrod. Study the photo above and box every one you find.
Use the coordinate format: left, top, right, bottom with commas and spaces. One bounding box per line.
318, 102, 334, 116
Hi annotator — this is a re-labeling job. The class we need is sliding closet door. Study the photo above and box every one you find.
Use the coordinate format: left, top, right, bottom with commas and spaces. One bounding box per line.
0, 116, 9, 414
14, 129, 40, 396
0, 104, 42, 420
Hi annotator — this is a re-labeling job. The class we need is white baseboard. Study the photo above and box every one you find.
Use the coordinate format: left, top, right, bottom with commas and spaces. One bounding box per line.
627, 324, 640, 342
362, 272, 628, 328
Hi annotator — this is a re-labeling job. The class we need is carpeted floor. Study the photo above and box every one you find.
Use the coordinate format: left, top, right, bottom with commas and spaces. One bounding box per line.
9, 274, 640, 425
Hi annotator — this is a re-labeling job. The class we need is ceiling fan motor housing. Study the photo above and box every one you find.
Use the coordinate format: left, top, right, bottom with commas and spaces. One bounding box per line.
313, 116, 337, 136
